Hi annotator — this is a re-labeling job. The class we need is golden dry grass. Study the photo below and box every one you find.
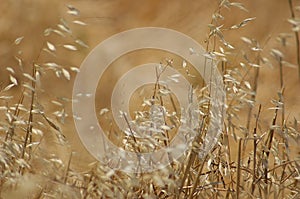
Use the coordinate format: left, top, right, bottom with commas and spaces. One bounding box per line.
0, 0, 299, 198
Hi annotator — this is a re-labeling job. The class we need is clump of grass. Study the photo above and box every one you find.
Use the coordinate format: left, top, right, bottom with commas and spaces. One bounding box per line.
0, 1, 300, 199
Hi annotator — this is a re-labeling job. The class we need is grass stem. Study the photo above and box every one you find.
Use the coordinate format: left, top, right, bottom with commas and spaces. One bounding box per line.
288, 0, 300, 79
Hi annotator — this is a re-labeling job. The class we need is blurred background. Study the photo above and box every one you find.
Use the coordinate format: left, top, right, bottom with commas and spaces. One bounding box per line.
0, 0, 299, 170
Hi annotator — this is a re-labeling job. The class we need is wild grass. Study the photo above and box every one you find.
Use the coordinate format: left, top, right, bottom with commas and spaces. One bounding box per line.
0, 0, 300, 198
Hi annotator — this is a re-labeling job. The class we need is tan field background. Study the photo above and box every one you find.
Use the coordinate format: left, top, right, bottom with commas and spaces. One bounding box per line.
1, 0, 299, 174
